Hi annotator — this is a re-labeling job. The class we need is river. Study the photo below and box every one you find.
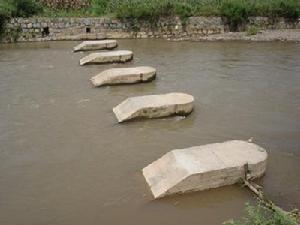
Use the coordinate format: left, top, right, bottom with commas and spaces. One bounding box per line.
0, 40, 299, 225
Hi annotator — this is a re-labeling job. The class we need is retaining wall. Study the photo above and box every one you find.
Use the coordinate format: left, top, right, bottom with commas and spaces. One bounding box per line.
3, 16, 300, 42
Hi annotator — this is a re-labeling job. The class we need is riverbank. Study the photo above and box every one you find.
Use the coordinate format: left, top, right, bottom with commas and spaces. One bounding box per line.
1, 0, 300, 42
182, 29, 300, 42
2, 16, 300, 43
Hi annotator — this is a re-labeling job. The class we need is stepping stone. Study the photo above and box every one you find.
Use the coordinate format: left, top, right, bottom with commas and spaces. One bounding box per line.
90, 66, 156, 87
80, 50, 133, 66
143, 140, 268, 199
113, 93, 194, 123
73, 40, 117, 52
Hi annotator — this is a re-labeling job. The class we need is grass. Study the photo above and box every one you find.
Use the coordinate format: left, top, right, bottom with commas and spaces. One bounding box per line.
39, 7, 92, 17
0, 0, 14, 34
88, 0, 300, 18
87, 0, 300, 30
0, 0, 41, 39
38, 0, 299, 21
224, 202, 299, 225
246, 25, 260, 35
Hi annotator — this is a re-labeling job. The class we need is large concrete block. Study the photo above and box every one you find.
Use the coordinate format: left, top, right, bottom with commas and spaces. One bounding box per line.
73, 40, 117, 52
113, 93, 194, 122
79, 50, 133, 65
143, 140, 267, 199
90, 66, 156, 87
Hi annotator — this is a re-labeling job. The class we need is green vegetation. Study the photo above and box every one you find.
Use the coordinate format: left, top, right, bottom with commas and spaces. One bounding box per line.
0, 0, 41, 38
0, 0, 299, 35
220, 0, 253, 31
88, 0, 300, 18
91, 0, 217, 19
0, 1, 11, 36
40, 7, 92, 17
91, 0, 109, 15
0, 0, 41, 18
89, 0, 299, 30
224, 202, 299, 225
35, 0, 300, 23
246, 25, 260, 35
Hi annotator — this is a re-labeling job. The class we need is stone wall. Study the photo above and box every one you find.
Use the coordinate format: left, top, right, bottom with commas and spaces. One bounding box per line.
248, 17, 300, 30
3, 16, 300, 42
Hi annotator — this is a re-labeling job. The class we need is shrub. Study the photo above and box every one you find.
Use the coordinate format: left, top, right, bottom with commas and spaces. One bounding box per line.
11, 0, 42, 17
271, 0, 300, 19
88, 0, 300, 24
246, 25, 259, 35
220, 0, 254, 31
174, 2, 193, 20
224, 202, 298, 225
0, 0, 41, 18
91, 0, 109, 16
254, 0, 300, 19
0, 0, 14, 38
0, 0, 40, 40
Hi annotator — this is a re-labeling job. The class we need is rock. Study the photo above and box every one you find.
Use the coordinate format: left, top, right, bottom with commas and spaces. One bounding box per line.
79, 50, 133, 66
143, 140, 268, 199
113, 93, 194, 122
73, 40, 117, 52
90, 66, 156, 87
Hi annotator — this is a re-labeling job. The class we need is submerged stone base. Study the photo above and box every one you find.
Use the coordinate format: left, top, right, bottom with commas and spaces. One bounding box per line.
73, 40, 117, 52
79, 50, 133, 65
113, 93, 194, 123
91, 66, 156, 87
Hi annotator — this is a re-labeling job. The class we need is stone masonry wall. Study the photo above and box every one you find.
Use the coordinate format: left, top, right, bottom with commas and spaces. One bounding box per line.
3, 16, 300, 42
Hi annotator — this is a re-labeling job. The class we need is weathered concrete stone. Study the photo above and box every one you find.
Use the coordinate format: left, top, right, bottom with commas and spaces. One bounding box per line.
90, 66, 156, 87
143, 140, 268, 199
113, 93, 194, 122
79, 50, 133, 65
73, 40, 117, 52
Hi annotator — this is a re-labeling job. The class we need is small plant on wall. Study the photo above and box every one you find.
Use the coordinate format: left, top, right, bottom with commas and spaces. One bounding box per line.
246, 25, 260, 35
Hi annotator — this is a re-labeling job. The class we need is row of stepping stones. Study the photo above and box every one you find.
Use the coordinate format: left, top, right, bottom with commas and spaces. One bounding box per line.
74, 39, 195, 123
73, 40, 268, 199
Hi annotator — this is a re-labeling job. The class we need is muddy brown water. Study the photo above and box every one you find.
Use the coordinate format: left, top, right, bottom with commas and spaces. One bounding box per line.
0, 40, 299, 225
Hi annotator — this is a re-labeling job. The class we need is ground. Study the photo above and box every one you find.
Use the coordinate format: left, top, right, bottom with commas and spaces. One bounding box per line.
171, 29, 300, 42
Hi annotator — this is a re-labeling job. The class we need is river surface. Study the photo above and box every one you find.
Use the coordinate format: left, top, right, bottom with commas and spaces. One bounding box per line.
0, 40, 299, 225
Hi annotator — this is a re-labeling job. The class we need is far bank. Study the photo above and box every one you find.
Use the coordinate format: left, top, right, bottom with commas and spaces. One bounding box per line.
3, 16, 300, 43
